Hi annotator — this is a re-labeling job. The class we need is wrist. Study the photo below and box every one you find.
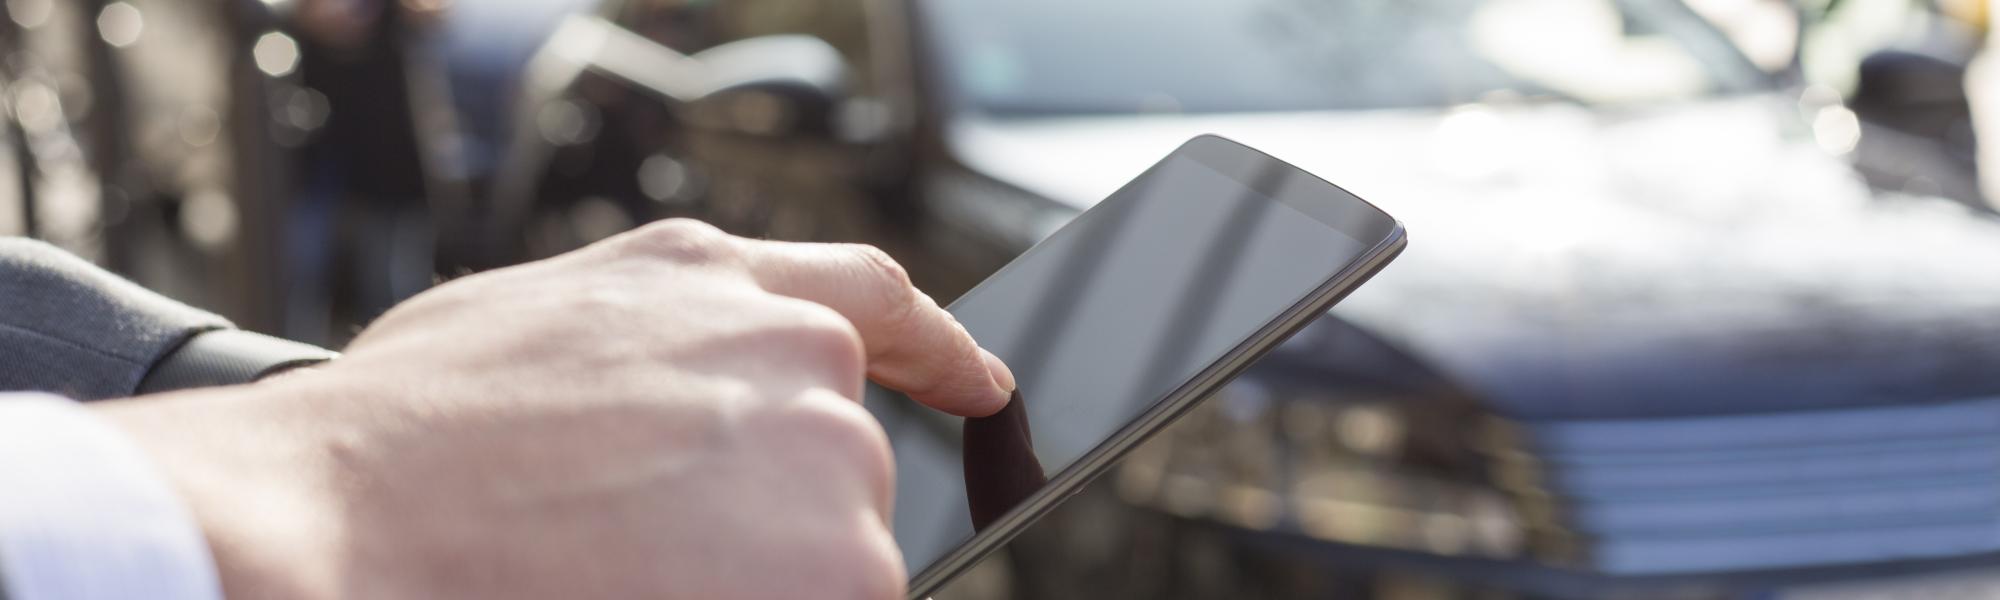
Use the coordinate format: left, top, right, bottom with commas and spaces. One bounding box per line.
92, 378, 353, 599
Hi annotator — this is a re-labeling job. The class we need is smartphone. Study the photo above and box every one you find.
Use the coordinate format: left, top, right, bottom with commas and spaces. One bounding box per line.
868, 135, 1406, 599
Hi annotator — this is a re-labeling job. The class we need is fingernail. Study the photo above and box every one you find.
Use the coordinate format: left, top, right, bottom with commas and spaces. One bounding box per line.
979, 348, 1017, 393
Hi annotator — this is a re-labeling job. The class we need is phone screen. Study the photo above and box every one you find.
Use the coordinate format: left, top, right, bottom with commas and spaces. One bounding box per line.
870, 148, 1382, 581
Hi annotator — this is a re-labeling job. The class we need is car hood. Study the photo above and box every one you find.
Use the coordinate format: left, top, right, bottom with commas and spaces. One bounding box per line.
944, 99, 2000, 419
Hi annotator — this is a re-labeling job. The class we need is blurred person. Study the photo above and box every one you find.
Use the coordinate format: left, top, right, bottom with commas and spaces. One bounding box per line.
287, 0, 455, 345
0, 219, 1016, 599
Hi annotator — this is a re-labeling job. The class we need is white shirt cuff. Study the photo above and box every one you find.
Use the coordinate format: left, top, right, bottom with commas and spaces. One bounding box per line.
0, 394, 222, 600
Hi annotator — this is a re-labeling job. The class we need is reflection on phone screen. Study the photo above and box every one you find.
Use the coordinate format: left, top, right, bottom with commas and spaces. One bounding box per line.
963, 390, 1047, 530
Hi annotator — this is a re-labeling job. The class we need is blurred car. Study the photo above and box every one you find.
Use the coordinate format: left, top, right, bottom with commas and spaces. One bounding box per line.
500, 0, 2000, 597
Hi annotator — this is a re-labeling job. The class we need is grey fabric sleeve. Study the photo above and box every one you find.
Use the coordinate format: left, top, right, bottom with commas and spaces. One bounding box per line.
0, 238, 232, 401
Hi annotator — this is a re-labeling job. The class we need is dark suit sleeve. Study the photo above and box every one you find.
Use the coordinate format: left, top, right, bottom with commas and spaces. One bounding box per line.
0, 240, 234, 598
0, 238, 231, 401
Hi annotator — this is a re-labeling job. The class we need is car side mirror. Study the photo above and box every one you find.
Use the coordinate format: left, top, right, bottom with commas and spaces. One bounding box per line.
1850, 49, 1972, 146
684, 35, 850, 139
1846, 49, 1985, 206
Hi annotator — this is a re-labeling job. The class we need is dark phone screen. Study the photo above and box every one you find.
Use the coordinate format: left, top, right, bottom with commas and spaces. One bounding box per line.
868, 153, 1373, 576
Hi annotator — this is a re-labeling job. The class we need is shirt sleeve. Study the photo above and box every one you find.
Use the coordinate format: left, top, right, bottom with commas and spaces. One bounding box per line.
0, 394, 222, 600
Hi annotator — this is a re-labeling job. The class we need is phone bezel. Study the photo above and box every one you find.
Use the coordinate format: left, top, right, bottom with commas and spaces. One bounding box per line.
906, 134, 1407, 599
1176, 135, 1400, 245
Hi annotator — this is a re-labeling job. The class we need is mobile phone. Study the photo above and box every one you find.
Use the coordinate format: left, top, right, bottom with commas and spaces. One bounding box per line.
868, 135, 1406, 599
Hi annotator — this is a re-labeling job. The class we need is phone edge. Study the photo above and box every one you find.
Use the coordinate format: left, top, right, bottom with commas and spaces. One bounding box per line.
906, 223, 1409, 599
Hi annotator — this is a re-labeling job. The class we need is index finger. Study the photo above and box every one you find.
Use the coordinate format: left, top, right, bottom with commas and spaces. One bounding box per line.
738, 240, 1015, 417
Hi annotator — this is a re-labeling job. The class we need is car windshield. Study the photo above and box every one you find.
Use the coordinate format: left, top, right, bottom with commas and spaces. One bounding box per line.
921, 0, 1769, 115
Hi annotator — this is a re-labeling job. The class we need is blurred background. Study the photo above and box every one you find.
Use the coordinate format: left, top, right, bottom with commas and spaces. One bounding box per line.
7, 0, 2000, 597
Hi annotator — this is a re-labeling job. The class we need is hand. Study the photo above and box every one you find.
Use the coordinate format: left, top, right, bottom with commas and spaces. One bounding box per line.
93, 220, 1016, 599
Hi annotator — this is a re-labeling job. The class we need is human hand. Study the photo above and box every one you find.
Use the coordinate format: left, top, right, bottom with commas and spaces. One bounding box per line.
95, 219, 1015, 599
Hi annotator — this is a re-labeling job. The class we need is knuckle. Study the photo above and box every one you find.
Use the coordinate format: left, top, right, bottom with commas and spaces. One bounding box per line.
620, 218, 736, 264
838, 546, 905, 600
783, 394, 893, 489
849, 244, 914, 292
768, 300, 867, 374
805, 523, 904, 600
797, 394, 891, 456
845, 245, 925, 332
642, 217, 723, 239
